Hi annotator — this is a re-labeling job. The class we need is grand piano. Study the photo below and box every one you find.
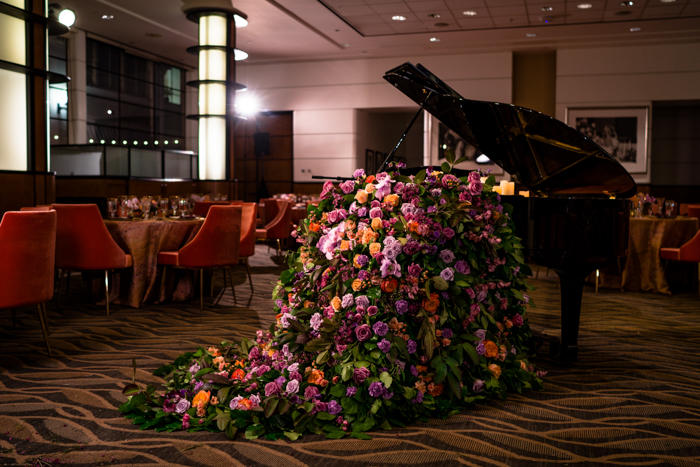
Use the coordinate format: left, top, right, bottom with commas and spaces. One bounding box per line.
383, 62, 637, 363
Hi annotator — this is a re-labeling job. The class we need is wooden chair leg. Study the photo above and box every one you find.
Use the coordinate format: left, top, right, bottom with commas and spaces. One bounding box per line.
228, 266, 237, 304
200, 269, 204, 312
595, 269, 599, 294
245, 258, 254, 293
37, 303, 52, 358
277, 238, 282, 257
159, 266, 168, 303
56, 269, 66, 313
104, 270, 110, 316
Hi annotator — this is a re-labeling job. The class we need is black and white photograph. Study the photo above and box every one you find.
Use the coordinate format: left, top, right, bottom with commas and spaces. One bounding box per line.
566, 107, 649, 173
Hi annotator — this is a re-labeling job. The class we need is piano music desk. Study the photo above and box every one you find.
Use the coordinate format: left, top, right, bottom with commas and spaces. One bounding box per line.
594, 217, 699, 294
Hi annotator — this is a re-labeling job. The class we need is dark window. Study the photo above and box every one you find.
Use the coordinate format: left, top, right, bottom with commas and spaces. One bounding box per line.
49, 36, 68, 145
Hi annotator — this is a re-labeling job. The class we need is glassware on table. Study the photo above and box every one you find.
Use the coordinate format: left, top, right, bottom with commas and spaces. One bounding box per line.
656, 197, 666, 217
140, 196, 152, 219
119, 195, 130, 218
170, 196, 180, 216
107, 198, 117, 218
665, 200, 676, 218
178, 198, 188, 217
159, 197, 169, 218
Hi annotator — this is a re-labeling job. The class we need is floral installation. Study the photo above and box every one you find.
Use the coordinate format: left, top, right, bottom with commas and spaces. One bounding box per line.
119, 156, 545, 441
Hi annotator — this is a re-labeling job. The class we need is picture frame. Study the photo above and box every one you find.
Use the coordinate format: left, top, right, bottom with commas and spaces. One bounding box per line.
565, 107, 649, 174
426, 115, 504, 175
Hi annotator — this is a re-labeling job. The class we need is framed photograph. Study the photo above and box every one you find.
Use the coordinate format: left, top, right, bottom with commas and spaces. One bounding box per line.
426, 115, 503, 175
565, 107, 649, 174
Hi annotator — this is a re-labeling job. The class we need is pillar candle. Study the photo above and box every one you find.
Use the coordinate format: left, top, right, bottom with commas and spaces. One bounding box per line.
500, 180, 508, 195
506, 182, 515, 195
493, 186, 502, 195
519, 190, 530, 197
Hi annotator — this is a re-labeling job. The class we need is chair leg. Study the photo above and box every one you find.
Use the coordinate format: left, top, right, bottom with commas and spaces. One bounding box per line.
245, 258, 254, 293
56, 269, 66, 313
277, 238, 282, 257
595, 269, 599, 294
40, 302, 52, 335
37, 303, 52, 358
104, 270, 110, 316
159, 266, 168, 303
200, 269, 204, 312
228, 266, 237, 305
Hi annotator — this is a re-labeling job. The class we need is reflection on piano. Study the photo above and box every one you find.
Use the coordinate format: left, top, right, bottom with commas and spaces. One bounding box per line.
384, 62, 636, 362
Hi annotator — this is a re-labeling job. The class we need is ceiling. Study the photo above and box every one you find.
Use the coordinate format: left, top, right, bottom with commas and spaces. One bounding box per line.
58, 0, 700, 68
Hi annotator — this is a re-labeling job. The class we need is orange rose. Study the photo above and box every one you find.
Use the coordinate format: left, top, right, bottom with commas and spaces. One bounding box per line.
354, 190, 368, 204
416, 365, 428, 374
365, 175, 376, 184
231, 368, 245, 380
207, 347, 221, 357
365, 183, 376, 194
309, 222, 320, 232
415, 380, 426, 393
423, 293, 440, 313
304, 300, 313, 308
389, 317, 401, 331
384, 194, 399, 207
345, 219, 356, 230
363, 230, 378, 244
483, 340, 499, 359
237, 398, 253, 410
331, 296, 342, 311
427, 383, 444, 397
351, 279, 364, 291
340, 240, 351, 251
381, 278, 399, 293
192, 390, 211, 407
442, 338, 451, 346
505, 319, 513, 329
408, 221, 420, 233
371, 217, 383, 230
307, 369, 325, 385
488, 363, 502, 379
369, 242, 382, 257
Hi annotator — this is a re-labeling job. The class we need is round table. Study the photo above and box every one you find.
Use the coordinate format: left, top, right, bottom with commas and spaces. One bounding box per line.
103, 218, 204, 307
595, 216, 699, 294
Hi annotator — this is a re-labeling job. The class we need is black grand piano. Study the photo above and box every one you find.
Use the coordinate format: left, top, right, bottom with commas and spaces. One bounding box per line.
383, 62, 637, 363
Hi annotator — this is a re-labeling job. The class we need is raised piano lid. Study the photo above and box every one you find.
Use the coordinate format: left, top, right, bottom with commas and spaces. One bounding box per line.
383, 62, 637, 199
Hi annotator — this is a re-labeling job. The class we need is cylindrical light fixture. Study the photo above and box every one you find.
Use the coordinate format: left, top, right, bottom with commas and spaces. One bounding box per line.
182, 1, 247, 181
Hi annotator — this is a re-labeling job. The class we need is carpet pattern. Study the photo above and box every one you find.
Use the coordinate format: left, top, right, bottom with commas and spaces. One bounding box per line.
1, 247, 700, 466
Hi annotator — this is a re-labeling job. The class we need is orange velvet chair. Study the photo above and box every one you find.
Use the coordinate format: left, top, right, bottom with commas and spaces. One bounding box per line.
237, 202, 258, 292
0, 211, 56, 356
660, 229, 700, 298
261, 198, 280, 226
256, 200, 291, 257
192, 201, 233, 217
20, 206, 52, 211
52, 204, 133, 315
688, 205, 700, 219
158, 205, 242, 310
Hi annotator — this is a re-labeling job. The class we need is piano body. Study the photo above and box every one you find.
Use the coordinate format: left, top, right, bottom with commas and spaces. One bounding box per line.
383, 62, 637, 362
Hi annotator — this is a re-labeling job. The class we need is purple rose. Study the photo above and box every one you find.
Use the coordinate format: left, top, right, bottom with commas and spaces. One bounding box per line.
328, 400, 342, 415
265, 382, 281, 397
289, 370, 303, 382
255, 364, 271, 376
304, 386, 320, 399
355, 295, 369, 309
315, 401, 328, 412
354, 255, 369, 267
395, 360, 405, 371
357, 207, 368, 217
474, 329, 487, 341
368, 381, 386, 398
442, 227, 455, 239
412, 392, 424, 404
355, 324, 372, 341
440, 268, 454, 282
369, 207, 383, 219
476, 342, 486, 355
442, 174, 458, 188
454, 260, 470, 274
346, 386, 357, 397
468, 171, 481, 182
342, 293, 354, 309
378, 339, 391, 353
427, 205, 437, 214
373, 321, 389, 337
353, 168, 365, 179
439, 249, 455, 264
286, 380, 300, 394
340, 180, 355, 194
188, 363, 201, 375
353, 367, 371, 384
407, 264, 422, 277
395, 300, 408, 314
473, 379, 485, 393
367, 306, 378, 316
469, 180, 483, 195
512, 313, 524, 327
407, 340, 418, 354
175, 398, 190, 414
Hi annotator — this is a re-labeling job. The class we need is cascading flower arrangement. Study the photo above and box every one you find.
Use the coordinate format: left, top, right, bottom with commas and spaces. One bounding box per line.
119, 157, 545, 441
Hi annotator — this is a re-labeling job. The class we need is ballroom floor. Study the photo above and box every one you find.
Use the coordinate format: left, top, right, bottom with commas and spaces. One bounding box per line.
1, 246, 699, 466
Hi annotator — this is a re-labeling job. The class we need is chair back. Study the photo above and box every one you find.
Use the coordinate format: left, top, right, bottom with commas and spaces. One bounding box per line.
0, 211, 56, 309
688, 205, 700, 219
178, 205, 242, 268
239, 203, 258, 258
264, 200, 292, 239
20, 206, 52, 212
678, 229, 700, 262
262, 198, 280, 226
51, 204, 128, 270
192, 201, 233, 217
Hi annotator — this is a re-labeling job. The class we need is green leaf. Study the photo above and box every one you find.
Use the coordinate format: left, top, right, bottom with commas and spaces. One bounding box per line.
245, 424, 265, 440
379, 371, 393, 389
351, 432, 372, 440
316, 411, 336, 421
264, 397, 279, 418
214, 410, 231, 432
352, 417, 375, 433
370, 399, 381, 414
463, 342, 480, 364
445, 149, 455, 165
370, 350, 382, 360
330, 384, 347, 398
278, 398, 292, 415
284, 431, 301, 441
435, 364, 448, 384
446, 372, 462, 399
122, 384, 140, 396
194, 367, 215, 379
414, 169, 427, 185
341, 364, 353, 382
326, 430, 346, 439
441, 161, 451, 173
431, 276, 449, 290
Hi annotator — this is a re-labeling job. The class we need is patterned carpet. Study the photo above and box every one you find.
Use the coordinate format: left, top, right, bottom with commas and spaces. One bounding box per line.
1, 246, 700, 466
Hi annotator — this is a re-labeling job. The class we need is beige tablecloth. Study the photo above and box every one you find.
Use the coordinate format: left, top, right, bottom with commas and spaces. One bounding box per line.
594, 217, 699, 294
103, 218, 204, 307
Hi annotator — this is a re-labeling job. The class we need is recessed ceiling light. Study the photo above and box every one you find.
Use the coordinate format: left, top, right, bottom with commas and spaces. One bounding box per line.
430, 37, 440, 42
101, 14, 113, 20
107, 109, 112, 114
392, 15, 406, 21
540, 6, 553, 11
630, 27, 641, 31
428, 13, 441, 18
53, 135, 58, 140
342, 43, 351, 47
463, 10, 478, 15
526, 33, 537, 37
174, 140, 179, 144
100, 139, 105, 144
620, 1, 634, 5
122, 140, 127, 145
577, 3, 593, 8
89, 139, 94, 143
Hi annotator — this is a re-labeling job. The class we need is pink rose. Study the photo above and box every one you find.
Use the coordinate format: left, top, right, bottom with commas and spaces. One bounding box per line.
355, 324, 371, 341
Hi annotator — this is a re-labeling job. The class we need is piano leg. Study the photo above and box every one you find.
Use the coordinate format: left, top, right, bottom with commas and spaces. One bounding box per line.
553, 266, 597, 363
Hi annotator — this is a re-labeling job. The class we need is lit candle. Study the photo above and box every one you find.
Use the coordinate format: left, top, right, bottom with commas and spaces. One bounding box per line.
493, 186, 502, 195
519, 190, 530, 197
506, 182, 515, 195
500, 180, 508, 195
480, 177, 487, 184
